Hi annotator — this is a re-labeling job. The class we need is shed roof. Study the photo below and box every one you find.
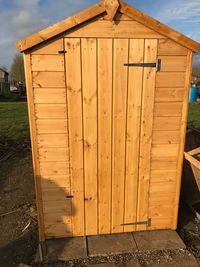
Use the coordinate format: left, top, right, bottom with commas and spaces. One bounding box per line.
0, 68, 9, 75
16, 0, 200, 53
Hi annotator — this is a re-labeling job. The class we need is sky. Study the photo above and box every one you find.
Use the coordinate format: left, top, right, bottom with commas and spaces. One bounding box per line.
0, 0, 200, 70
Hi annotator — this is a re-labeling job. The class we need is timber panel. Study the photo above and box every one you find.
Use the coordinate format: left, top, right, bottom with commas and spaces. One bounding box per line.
25, 28, 192, 237
97, 38, 112, 234
65, 20, 164, 38
111, 38, 128, 233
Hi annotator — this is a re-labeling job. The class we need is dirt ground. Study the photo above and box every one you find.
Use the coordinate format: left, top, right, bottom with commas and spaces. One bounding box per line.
0, 140, 38, 267
0, 139, 200, 267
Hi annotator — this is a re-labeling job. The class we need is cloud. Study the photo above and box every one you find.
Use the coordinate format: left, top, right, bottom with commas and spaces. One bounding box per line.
0, 0, 95, 69
0, 0, 200, 69
156, 0, 200, 23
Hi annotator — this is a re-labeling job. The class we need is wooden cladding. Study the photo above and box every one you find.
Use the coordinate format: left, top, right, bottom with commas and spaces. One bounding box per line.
65, 20, 164, 38
27, 35, 191, 239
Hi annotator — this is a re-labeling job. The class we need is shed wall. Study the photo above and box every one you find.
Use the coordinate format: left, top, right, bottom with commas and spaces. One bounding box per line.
24, 16, 192, 239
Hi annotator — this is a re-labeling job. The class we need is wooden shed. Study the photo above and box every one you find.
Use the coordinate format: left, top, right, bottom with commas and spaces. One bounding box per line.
16, 0, 200, 243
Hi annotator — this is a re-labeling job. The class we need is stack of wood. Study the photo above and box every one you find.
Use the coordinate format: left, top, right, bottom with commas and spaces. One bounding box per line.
182, 128, 200, 219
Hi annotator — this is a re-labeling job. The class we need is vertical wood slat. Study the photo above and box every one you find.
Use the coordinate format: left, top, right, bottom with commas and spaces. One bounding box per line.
24, 53, 45, 241
65, 38, 85, 236
124, 39, 144, 232
112, 39, 129, 233
82, 38, 98, 235
98, 39, 113, 234
137, 39, 158, 231
172, 50, 193, 229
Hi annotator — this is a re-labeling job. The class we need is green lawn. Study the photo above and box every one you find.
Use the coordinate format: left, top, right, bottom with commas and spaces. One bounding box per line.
187, 102, 200, 131
0, 102, 29, 141
0, 101, 199, 143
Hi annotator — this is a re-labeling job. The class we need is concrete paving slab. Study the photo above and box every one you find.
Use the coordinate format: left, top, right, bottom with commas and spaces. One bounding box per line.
46, 237, 87, 261
87, 233, 137, 256
133, 230, 185, 250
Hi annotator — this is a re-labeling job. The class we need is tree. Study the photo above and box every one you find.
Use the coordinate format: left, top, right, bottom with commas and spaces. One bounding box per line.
10, 54, 25, 83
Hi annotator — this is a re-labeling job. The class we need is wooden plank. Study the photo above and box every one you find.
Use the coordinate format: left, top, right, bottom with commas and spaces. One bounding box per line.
159, 56, 187, 72
151, 156, 178, 170
124, 39, 144, 232
149, 205, 174, 218
185, 152, 200, 173
44, 212, 71, 233
38, 134, 68, 148
31, 55, 64, 71
41, 175, 70, 189
112, 38, 128, 233
158, 39, 188, 56
39, 148, 68, 162
40, 161, 70, 176
155, 88, 184, 102
65, 20, 164, 38
152, 131, 180, 144
151, 144, 179, 157
102, 11, 133, 20
150, 182, 176, 194
154, 102, 183, 117
149, 192, 175, 205
36, 119, 67, 134
31, 39, 63, 55
65, 38, 85, 236
34, 88, 66, 104
16, 2, 105, 52
103, 0, 119, 21
151, 170, 177, 183
35, 104, 67, 119
23, 53, 45, 241
153, 117, 181, 131
120, 2, 200, 52
44, 212, 71, 223
43, 200, 71, 213
149, 217, 173, 230
188, 147, 200, 156
45, 223, 72, 238
42, 188, 69, 201
98, 38, 112, 234
82, 38, 98, 235
156, 72, 185, 88
173, 51, 193, 229
137, 39, 157, 231
32, 72, 65, 88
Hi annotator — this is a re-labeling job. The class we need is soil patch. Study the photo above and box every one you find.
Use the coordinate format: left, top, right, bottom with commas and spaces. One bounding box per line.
0, 139, 38, 267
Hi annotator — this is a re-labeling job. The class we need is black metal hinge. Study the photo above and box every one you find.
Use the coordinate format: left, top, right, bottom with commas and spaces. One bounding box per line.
121, 218, 151, 227
124, 59, 161, 71
66, 195, 74, 199
58, 50, 67, 54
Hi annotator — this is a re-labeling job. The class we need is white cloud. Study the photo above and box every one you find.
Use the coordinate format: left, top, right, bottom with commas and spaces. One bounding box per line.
0, 0, 95, 69
156, 0, 200, 23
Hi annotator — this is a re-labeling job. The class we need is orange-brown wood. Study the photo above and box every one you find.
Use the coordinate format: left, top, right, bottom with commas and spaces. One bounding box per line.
20, 0, 196, 238
24, 53, 45, 241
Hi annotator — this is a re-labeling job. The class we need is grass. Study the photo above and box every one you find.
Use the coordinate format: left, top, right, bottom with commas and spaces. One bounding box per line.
0, 101, 200, 142
187, 102, 200, 131
0, 102, 29, 142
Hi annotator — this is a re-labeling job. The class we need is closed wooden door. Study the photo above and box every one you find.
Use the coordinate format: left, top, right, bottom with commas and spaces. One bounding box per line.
64, 38, 157, 236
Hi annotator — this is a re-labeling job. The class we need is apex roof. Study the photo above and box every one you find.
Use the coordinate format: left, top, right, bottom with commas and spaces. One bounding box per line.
16, 0, 200, 53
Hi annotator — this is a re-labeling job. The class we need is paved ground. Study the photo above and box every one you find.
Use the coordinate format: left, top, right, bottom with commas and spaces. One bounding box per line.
34, 230, 199, 267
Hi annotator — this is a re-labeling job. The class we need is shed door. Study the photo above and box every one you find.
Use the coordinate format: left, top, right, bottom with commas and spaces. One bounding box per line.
64, 38, 157, 236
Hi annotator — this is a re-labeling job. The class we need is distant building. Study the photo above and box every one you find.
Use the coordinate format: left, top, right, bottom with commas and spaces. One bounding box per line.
0, 68, 9, 83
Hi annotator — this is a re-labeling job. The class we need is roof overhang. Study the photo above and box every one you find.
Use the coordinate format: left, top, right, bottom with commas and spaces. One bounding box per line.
16, 0, 200, 53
